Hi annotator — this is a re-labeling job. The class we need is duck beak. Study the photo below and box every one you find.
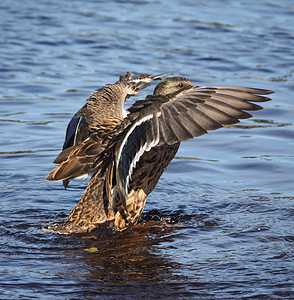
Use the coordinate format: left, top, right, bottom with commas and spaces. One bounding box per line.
150, 73, 173, 80
132, 81, 150, 91
128, 73, 172, 93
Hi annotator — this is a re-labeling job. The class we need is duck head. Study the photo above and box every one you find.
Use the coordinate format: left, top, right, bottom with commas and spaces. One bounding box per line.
153, 76, 194, 95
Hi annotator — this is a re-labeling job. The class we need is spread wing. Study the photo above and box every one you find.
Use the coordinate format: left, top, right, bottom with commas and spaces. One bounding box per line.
114, 86, 273, 196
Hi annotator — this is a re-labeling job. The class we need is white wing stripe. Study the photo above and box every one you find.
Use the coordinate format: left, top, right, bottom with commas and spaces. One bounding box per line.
116, 113, 154, 168
125, 120, 160, 192
73, 117, 82, 146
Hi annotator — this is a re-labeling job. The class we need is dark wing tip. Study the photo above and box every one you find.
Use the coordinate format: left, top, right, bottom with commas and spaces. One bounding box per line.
245, 87, 274, 95
253, 88, 274, 95
63, 180, 69, 189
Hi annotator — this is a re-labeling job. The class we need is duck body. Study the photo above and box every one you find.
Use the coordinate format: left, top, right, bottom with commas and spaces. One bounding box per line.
47, 72, 273, 234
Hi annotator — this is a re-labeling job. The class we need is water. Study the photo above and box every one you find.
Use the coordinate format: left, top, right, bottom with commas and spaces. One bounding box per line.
1, 0, 294, 298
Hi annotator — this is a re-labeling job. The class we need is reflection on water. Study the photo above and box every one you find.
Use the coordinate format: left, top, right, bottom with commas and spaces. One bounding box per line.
1, 0, 294, 298
74, 232, 180, 284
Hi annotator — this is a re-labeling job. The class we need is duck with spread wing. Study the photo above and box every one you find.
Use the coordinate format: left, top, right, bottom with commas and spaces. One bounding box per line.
46, 72, 273, 234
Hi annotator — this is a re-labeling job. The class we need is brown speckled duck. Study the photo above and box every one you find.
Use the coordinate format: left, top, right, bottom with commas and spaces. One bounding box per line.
46, 72, 273, 234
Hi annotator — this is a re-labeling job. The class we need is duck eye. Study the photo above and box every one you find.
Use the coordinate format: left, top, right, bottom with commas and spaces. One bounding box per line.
178, 83, 184, 88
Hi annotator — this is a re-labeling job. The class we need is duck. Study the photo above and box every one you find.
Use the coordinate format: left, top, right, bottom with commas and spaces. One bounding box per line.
46, 72, 273, 234
50, 71, 166, 189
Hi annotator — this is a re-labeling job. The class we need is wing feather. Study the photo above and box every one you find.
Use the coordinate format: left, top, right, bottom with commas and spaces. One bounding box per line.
213, 86, 274, 96
62, 114, 82, 150
211, 93, 264, 110
205, 99, 253, 119
114, 85, 273, 196
207, 88, 272, 101
161, 106, 181, 143
195, 102, 240, 124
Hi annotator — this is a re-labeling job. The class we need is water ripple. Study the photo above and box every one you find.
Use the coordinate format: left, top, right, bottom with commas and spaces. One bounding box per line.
0, 0, 293, 298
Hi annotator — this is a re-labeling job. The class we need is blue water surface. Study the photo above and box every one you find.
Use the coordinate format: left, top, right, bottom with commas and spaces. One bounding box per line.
0, 0, 294, 299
